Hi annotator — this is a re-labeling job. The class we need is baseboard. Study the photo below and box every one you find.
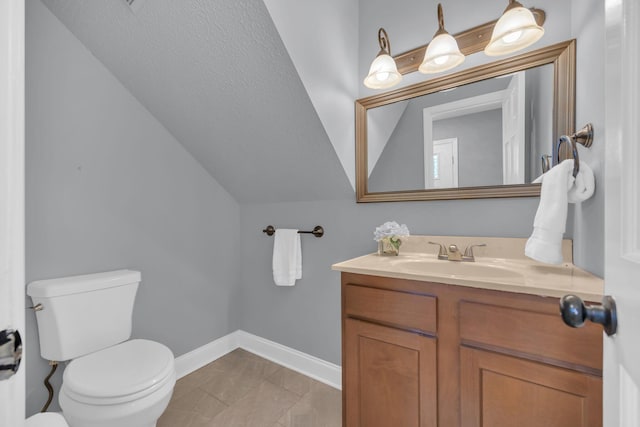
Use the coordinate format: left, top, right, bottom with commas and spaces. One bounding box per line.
174, 330, 342, 390
234, 330, 342, 390
174, 333, 237, 378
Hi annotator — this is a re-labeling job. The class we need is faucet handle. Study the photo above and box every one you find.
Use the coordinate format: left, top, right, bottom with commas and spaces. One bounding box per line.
448, 244, 463, 261
428, 241, 448, 260
463, 243, 487, 261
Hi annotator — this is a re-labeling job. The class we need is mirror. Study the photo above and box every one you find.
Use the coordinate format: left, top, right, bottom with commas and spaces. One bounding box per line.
356, 40, 576, 202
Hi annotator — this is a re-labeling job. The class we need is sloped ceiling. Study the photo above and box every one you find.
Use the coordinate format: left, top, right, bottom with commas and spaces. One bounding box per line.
40, 0, 353, 203
263, 0, 359, 189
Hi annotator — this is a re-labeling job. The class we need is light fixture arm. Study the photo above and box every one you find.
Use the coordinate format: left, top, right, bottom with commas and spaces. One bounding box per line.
377, 28, 391, 56
435, 3, 447, 37
505, 0, 523, 12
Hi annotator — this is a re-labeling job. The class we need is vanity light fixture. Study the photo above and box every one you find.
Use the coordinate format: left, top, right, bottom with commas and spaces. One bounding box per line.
363, 4, 545, 86
484, 0, 545, 56
419, 3, 464, 74
364, 28, 402, 89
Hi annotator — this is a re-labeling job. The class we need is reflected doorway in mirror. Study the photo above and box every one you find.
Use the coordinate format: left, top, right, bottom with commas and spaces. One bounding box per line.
430, 138, 459, 188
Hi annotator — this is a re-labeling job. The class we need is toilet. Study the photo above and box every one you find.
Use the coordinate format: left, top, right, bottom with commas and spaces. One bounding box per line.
26, 412, 69, 427
27, 270, 176, 427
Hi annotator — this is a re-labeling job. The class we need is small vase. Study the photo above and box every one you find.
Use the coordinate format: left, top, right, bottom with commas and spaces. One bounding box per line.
377, 237, 400, 256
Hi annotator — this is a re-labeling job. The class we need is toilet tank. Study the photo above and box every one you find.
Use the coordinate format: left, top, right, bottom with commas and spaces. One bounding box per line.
27, 270, 141, 361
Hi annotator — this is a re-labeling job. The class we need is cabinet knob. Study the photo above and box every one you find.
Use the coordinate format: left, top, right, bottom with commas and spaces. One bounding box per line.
559, 295, 617, 336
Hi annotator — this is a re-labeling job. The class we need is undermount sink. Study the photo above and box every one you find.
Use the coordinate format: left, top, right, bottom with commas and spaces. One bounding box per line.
387, 255, 524, 281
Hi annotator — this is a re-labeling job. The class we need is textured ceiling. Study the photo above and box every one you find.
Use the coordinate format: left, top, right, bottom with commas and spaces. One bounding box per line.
40, 0, 353, 203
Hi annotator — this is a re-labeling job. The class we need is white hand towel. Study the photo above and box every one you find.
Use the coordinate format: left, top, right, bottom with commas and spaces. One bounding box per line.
272, 229, 302, 286
568, 161, 595, 203
525, 159, 576, 265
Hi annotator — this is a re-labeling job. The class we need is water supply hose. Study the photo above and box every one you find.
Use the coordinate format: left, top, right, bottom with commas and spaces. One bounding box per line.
40, 361, 58, 412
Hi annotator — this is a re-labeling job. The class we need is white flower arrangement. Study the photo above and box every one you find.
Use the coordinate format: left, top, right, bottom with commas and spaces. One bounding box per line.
374, 221, 410, 254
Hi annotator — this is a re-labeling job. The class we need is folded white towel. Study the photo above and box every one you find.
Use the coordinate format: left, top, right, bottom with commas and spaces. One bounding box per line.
272, 229, 302, 286
525, 159, 594, 264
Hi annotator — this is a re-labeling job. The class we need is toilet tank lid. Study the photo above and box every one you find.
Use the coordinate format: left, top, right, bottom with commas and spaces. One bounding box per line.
27, 270, 141, 298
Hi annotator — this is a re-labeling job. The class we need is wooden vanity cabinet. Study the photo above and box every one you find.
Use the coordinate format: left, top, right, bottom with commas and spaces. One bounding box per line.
343, 284, 438, 427
341, 272, 603, 427
344, 319, 437, 427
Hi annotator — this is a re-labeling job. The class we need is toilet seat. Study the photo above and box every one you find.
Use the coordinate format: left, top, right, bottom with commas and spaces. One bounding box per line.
62, 339, 174, 406
26, 412, 69, 427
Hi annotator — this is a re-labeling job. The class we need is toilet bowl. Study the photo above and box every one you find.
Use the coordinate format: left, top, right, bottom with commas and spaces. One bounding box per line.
60, 339, 175, 427
27, 270, 176, 427
26, 412, 69, 427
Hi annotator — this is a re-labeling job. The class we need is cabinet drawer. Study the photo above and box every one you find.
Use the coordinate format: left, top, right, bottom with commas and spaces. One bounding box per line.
459, 301, 602, 371
344, 284, 436, 334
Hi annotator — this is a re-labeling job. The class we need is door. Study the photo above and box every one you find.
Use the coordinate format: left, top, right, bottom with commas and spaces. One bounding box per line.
430, 138, 458, 189
461, 348, 602, 427
604, 0, 640, 425
0, 1, 25, 426
344, 318, 437, 427
501, 72, 525, 184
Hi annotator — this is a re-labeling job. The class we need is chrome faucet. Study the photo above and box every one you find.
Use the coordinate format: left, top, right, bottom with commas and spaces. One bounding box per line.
428, 241, 486, 262
447, 244, 463, 261
428, 242, 448, 260
462, 243, 487, 262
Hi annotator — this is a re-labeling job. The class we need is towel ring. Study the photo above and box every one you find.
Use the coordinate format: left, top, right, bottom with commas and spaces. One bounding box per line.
557, 135, 580, 178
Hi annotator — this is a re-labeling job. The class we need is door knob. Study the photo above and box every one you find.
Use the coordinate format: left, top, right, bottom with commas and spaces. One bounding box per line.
559, 295, 617, 336
0, 329, 22, 380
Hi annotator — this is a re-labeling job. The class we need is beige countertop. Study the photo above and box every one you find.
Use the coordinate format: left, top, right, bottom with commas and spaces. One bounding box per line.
332, 236, 604, 301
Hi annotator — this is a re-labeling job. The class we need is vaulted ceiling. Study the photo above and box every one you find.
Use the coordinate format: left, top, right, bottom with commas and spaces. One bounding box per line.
40, 0, 353, 203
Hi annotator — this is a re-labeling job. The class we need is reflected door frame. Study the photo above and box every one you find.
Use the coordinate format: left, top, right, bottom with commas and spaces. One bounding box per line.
423, 90, 506, 189
502, 72, 526, 184
428, 138, 459, 189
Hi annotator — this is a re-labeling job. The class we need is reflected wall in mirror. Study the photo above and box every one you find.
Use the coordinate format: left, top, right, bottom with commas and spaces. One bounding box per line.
356, 40, 576, 202
368, 64, 553, 192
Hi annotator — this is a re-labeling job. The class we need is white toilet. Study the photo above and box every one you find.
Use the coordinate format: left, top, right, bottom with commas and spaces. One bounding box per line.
26, 412, 69, 427
27, 270, 176, 427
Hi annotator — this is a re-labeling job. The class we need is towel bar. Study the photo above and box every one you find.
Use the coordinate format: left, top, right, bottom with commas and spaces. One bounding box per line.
263, 225, 324, 238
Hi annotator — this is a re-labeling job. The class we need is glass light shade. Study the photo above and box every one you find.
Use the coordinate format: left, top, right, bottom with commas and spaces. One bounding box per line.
364, 53, 402, 89
485, 5, 544, 56
419, 33, 465, 74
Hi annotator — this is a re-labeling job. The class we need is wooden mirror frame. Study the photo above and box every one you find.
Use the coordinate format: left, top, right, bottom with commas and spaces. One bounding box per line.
356, 39, 576, 203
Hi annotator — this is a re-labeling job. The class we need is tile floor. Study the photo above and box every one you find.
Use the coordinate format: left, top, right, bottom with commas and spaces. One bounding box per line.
158, 349, 342, 427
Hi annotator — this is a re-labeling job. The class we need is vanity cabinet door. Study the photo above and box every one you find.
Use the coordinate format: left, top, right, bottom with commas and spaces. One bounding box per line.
460, 347, 602, 427
344, 318, 437, 427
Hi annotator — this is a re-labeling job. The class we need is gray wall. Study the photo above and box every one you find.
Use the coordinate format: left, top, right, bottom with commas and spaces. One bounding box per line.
236, 197, 544, 365
569, 0, 605, 276
25, 1, 240, 415
433, 110, 503, 188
